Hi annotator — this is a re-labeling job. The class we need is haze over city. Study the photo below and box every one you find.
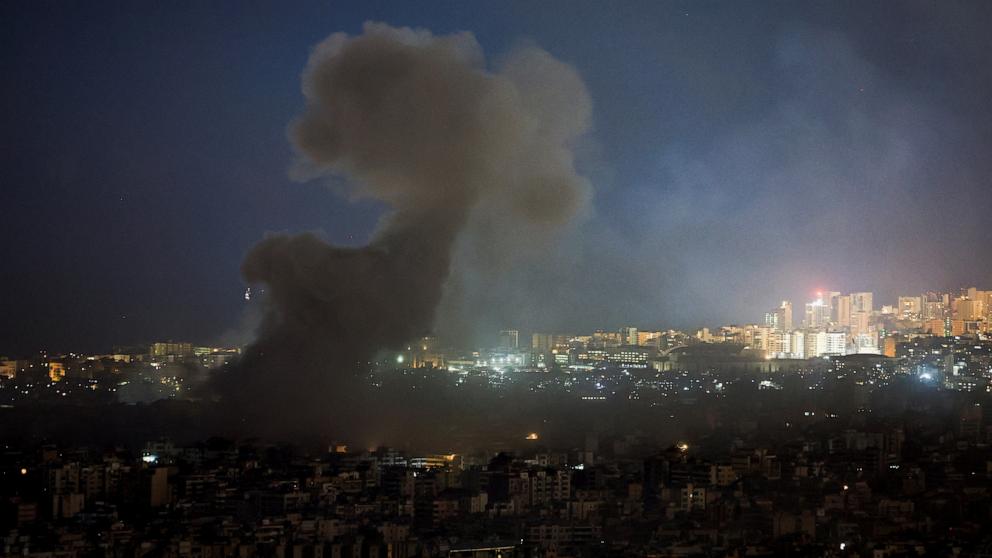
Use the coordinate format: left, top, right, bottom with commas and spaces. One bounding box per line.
4, 3, 992, 556
3, 1, 992, 355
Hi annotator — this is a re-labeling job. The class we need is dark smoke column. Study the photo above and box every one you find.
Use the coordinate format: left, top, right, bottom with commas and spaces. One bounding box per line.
212, 23, 593, 439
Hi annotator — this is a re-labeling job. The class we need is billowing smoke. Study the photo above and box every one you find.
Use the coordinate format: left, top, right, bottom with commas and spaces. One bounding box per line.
207, 23, 592, 440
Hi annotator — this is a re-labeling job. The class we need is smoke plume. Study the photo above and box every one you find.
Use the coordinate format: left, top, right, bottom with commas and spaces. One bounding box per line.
208, 23, 592, 439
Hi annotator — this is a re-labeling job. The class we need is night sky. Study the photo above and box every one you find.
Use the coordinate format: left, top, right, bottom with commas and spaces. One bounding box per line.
3, 1, 992, 355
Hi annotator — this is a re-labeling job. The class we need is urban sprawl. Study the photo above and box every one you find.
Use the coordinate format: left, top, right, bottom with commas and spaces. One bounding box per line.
4, 287, 992, 556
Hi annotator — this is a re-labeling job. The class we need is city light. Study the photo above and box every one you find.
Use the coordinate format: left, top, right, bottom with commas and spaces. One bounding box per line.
3, 5, 992, 555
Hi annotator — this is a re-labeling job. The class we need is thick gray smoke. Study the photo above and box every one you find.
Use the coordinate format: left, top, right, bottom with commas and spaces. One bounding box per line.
209, 23, 592, 439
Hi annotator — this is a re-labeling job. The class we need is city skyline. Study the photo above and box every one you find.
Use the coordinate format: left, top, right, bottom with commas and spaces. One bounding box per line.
7, 287, 992, 358
4, 2, 992, 355
5, 3, 992, 554
4, 283, 990, 360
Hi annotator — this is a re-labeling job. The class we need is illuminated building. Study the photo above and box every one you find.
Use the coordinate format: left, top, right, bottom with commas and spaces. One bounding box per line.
852, 332, 879, 354
882, 335, 899, 357
498, 329, 519, 350
790, 331, 806, 359
849, 310, 870, 337
150, 342, 193, 359
619, 326, 639, 346
851, 292, 873, 314
412, 338, 445, 368
954, 298, 984, 321
409, 454, 458, 469
532, 333, 552, 351
767, 330, 792, 358
606, 345, 652, 367
834, 295, 851, 329
825, 291, 841, 322
805, 298, 830, 329
898, 296, 923, 320
551, 348, 572, 365
924, 319, 947, 336
764, 301, 793, 332
806, 331, 846, 357
577, 348, 608, 363
532, 333, 568, 351
923, 291, 949, 320
763, 311, 776, 329
485, 350, 530, 368
779, 300, 793, 331
0, 359, 20, 379
48, 361, 66, 382
967, 288, 992, 318
592, 330, 622, 348
637, 330, 662, 347
745, 324, 777, 357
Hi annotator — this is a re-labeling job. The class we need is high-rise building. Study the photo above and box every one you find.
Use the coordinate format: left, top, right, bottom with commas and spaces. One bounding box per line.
767, 330, 792, 358
955, 299, 985, 321
882, 335, 899, 357
498, 329, 519, 350
835, 295, 852, 329
924, 318, 947, 336
966, 288, 992, 318
532, 333, 552, 352
745, 325, 776, 355
807, 331, 846, 357
851, 292, 873, 314
637, 331, 662, 347
852, 332, 879, 354
805, 298, 830, 329
619, 326, 639, 346
765, 301, 793, 332
849, 311, 870, 336
790, 330, 806, 359
923, 292, 948, 320
898, 296, 923, 320
825, 291, 842, 322
764, 311, 777, 329
779, 300, 793, 331
592, 330, 622, 347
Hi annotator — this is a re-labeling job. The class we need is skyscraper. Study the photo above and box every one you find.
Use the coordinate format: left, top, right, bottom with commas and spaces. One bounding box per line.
955, 298, 985, 321
849, 310, 870, 336
851, 292, 873, 314
805, 298, 830, 329
825, 291, 842, 322
966, 288, 992, 319
498, 329, 519, 350
898, 296, 923, 320
619, 326, 639, 346
835, 295, 852, 329
923, 291, 949, 320
778, 301, 793, 332
765, 301, 793, 332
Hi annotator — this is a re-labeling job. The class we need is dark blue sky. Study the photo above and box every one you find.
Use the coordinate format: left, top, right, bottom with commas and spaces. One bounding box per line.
2, 1, 992, 354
